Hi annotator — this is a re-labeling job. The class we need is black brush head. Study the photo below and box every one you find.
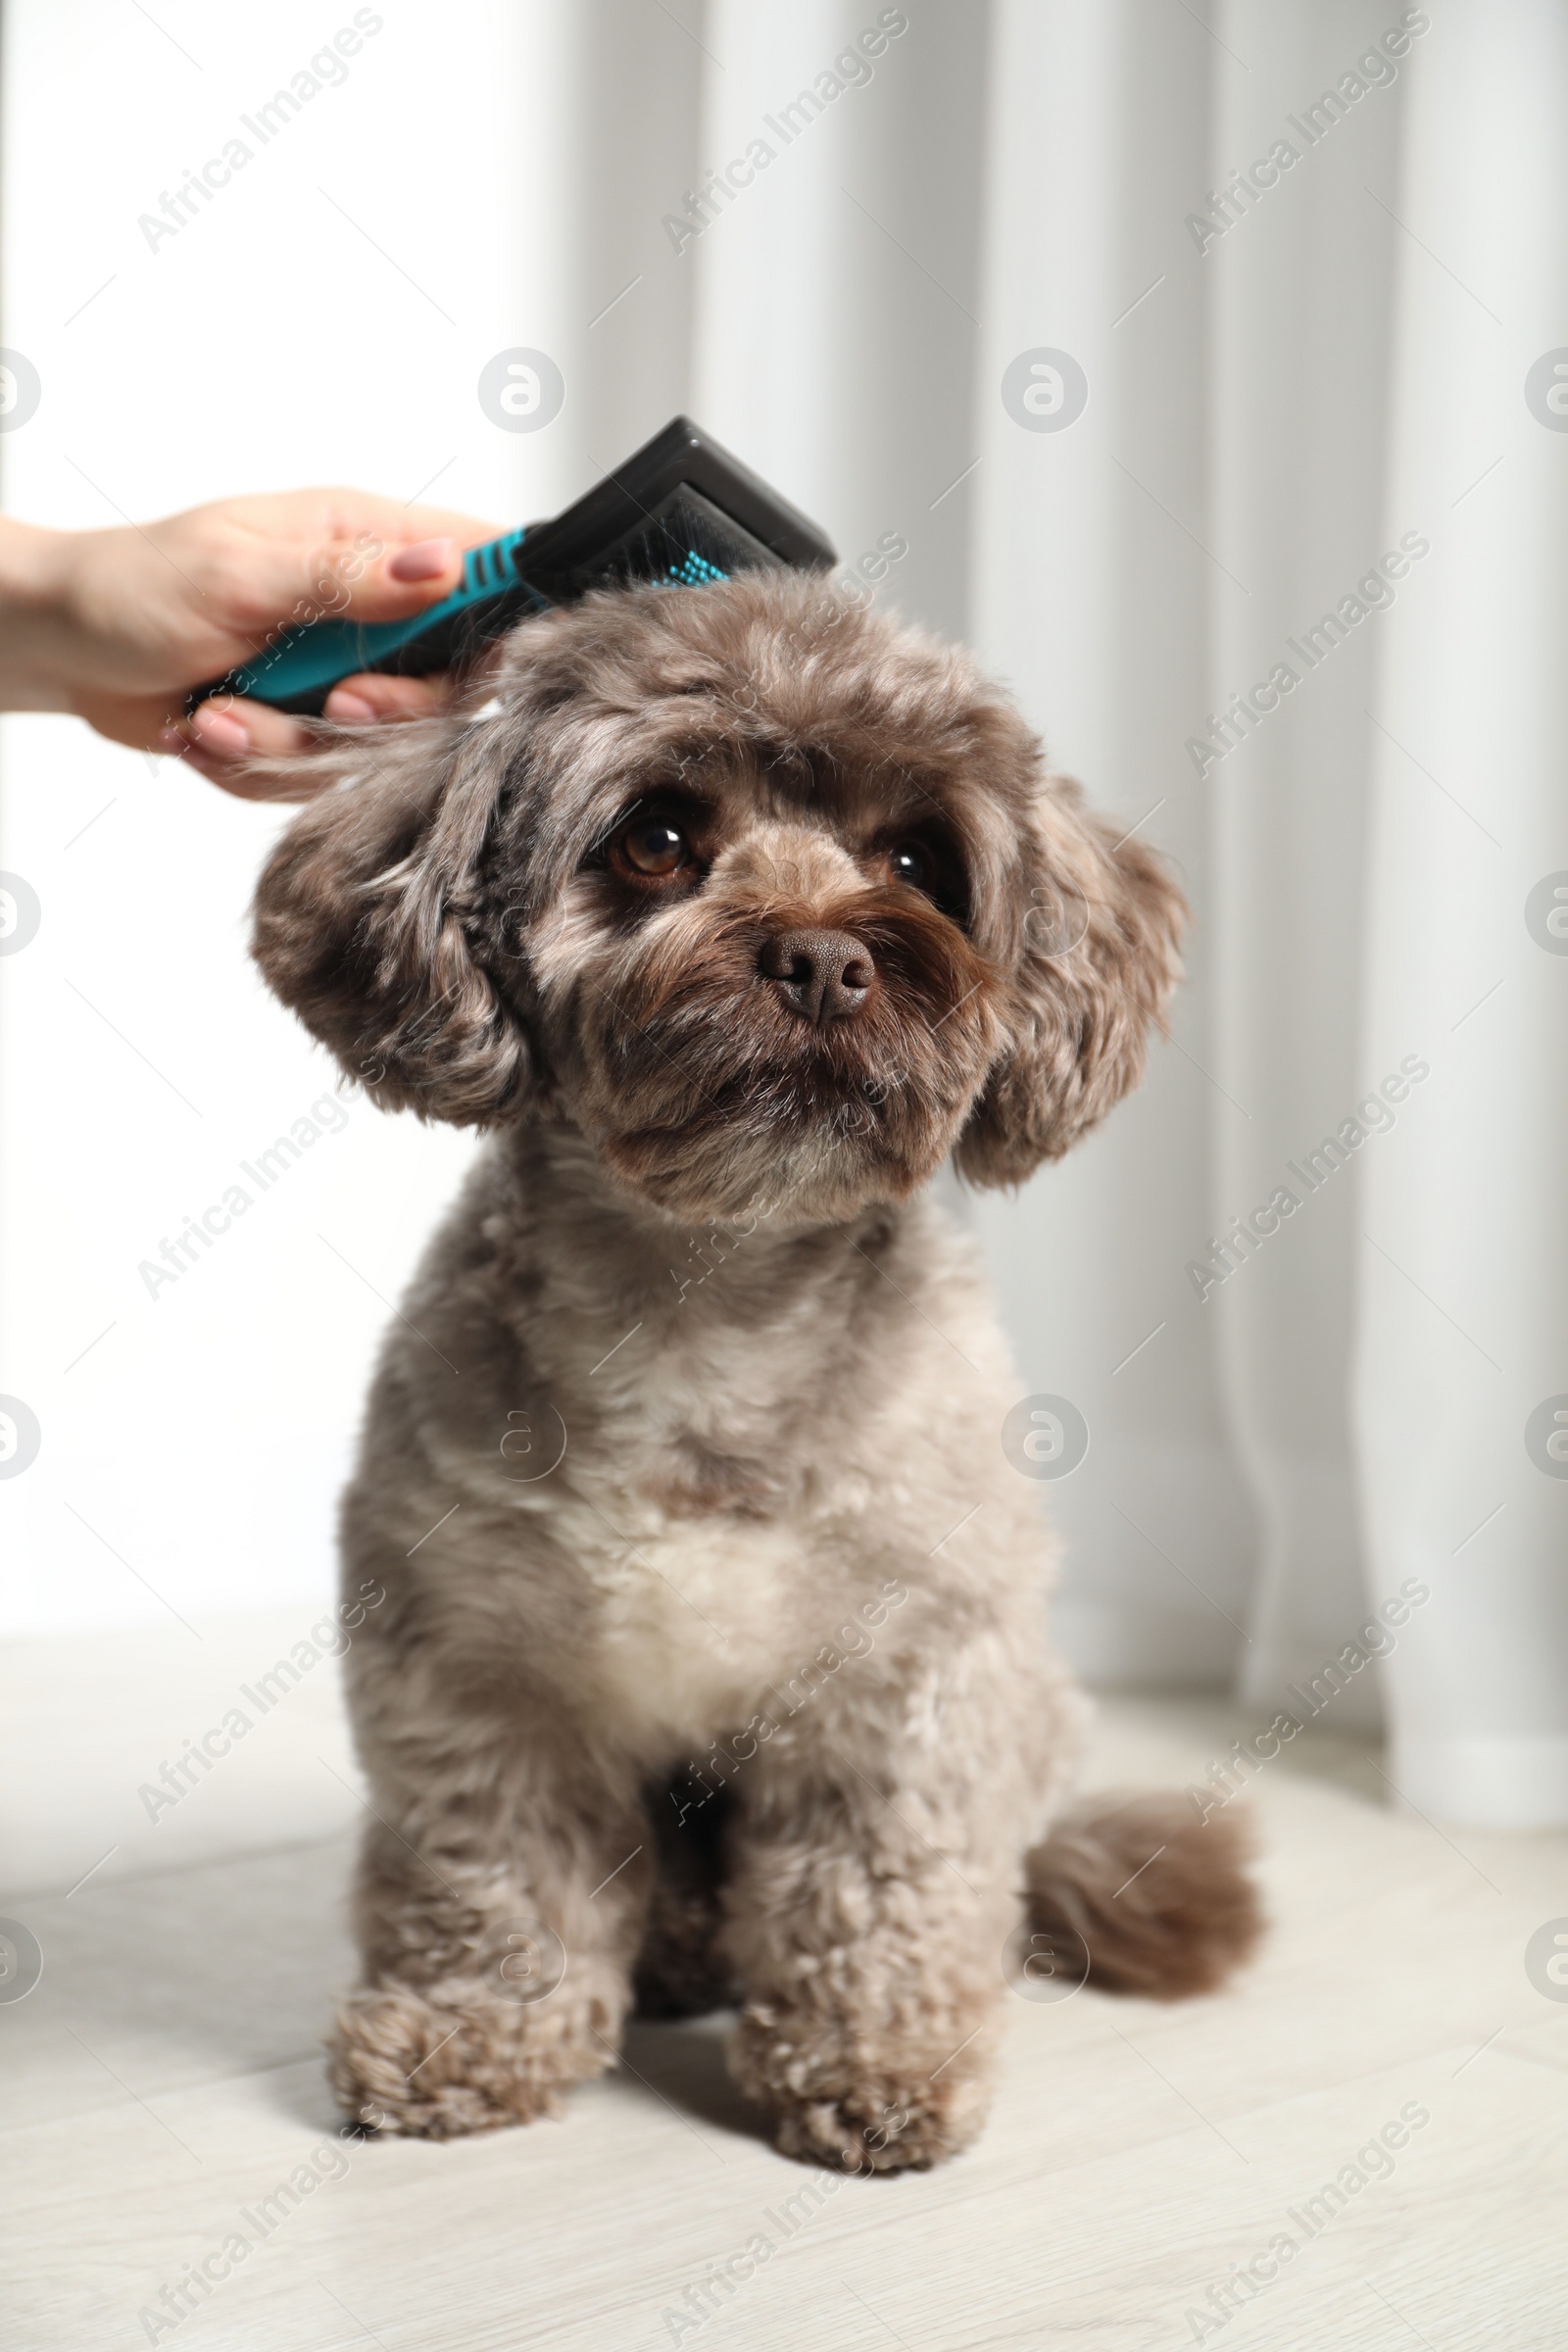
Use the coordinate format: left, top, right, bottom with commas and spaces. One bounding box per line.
540, 481, 782, 597
512, 416, 837, 603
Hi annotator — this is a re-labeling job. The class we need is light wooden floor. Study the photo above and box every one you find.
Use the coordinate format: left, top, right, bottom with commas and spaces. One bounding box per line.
4, 1691, 1567, 2352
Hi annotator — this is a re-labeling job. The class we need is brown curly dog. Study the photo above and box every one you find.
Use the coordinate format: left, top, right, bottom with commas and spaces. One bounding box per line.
251, 569, 1261, 2172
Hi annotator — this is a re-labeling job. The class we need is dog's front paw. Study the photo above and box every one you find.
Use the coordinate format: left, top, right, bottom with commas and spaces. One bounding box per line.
729, 2011, 996, 2173
329, 1982, 613, 2140
772, 2076, 989, 2173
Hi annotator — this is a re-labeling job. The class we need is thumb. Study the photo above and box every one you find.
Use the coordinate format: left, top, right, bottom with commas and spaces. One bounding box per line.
300, 531, 468, 626
242, 510, 502, 634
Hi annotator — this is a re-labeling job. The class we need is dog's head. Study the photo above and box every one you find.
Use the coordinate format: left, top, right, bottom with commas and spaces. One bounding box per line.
252, 572, 1182, 1223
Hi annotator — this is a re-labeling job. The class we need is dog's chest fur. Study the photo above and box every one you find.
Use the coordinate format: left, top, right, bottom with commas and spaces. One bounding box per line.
378, 1123, 1040, 1751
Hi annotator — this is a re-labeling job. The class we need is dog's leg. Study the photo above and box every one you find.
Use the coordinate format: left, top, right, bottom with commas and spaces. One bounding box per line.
329, 1735, 651, 2140
720, 1720, 1026, 2173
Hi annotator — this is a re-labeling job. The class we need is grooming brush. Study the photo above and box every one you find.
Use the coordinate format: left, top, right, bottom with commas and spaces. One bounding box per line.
187, 416, 837, 718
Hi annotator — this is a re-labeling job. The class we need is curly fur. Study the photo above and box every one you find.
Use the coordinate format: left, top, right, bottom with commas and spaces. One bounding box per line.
250, 571, 1257, 2171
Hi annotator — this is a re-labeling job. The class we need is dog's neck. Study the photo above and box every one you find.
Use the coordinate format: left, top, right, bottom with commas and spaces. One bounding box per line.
500, 1111, 908, 1302
484, 1115, 945, 1517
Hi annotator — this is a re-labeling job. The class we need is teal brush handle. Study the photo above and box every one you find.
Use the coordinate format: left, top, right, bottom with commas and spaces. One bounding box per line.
188, 526, 537, 716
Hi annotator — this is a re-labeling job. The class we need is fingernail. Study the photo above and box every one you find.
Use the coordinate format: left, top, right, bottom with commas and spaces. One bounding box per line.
324, 689, 377, 722
387, 538, 455, 583
190, 708, 250, 757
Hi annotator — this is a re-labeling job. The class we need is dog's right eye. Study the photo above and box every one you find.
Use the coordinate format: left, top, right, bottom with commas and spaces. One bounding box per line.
612, 817, 691, 879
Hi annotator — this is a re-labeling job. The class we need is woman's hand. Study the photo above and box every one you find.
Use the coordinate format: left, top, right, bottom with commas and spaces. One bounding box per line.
0, 490, 501, 799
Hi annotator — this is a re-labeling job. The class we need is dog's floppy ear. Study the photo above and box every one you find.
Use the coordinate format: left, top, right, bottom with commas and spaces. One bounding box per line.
954, 776, 1185, 1187
251, 713, 530, 1125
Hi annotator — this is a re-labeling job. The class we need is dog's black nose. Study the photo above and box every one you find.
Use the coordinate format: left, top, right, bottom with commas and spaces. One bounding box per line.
759, 929, 874, 1023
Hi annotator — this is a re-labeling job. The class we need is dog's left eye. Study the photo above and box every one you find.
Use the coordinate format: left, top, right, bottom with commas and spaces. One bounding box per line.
614, 817, 691, 879
887, 841, 932, 893
880, 834, 969, 926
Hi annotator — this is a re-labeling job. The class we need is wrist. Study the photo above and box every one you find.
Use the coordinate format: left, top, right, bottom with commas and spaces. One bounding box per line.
0, 519, 82, 712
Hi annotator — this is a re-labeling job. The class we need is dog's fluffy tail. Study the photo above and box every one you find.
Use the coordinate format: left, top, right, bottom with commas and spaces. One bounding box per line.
1023, 1791, 1263, 2000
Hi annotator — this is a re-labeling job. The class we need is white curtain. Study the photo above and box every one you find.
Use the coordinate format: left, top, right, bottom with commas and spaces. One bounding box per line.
971, 0, 1568, 1826
3, 0, 1563, 1828
684, 0, 1568, 1828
